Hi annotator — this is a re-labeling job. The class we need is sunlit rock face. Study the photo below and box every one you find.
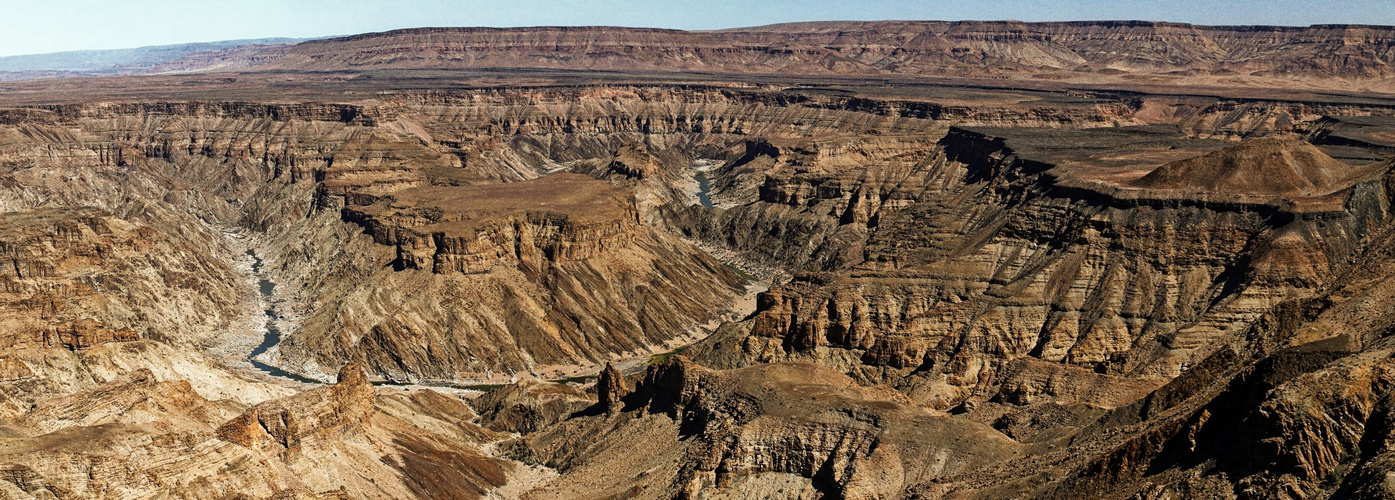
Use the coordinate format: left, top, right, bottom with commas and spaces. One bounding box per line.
6, 20, 1395, 498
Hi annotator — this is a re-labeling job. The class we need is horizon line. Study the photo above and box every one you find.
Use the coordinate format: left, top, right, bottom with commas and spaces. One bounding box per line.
5, 19, 1395, 60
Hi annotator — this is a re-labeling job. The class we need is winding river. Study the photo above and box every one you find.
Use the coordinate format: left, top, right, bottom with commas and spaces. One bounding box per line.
246, 250, 321, 384
238, 163, 735, 387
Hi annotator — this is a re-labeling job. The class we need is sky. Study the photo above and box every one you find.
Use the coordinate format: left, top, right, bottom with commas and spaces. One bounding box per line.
1, 0, 1393, 57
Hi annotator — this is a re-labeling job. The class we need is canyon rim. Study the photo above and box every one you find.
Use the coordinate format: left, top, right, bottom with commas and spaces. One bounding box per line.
2, 9, 1395, 500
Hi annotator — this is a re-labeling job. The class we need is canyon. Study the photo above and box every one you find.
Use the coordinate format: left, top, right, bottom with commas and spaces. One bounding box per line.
1, 20, 1395, 499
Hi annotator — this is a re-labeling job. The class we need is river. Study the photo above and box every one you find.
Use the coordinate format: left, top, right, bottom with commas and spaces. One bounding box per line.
694, 171, 714, 208
246, 250, 321, 384
691, 159, 719, 208
238, 161, 737, 388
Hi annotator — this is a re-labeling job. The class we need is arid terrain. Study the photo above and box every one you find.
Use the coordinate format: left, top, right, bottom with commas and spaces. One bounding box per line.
3, 21, 1395, 499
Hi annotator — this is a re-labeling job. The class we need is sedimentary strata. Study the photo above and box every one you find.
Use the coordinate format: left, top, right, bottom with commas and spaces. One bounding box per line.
2, 23, 1395, 497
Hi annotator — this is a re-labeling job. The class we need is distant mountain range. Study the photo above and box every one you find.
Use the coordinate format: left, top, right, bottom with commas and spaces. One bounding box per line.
5, 21, 1395, 93
0, 38, 303, 77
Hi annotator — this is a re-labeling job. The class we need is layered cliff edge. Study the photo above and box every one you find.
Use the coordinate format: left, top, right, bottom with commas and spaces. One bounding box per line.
212, 22, 1395, 93
445, 124, 1395, 499
677, 125, 1393, 400
274, 172, 746, 382
7, 21, 1395, 96
3, 74, 1395, 499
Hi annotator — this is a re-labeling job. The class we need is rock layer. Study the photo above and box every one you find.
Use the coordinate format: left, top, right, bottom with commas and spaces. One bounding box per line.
2, 57, 1395, 499
252, 23, 1395, 92
277, 172, 745, 382
0, 207, 239, 349
0, 361, 514, 499
679, 128, 1389, 415
517, 357, 1020, 499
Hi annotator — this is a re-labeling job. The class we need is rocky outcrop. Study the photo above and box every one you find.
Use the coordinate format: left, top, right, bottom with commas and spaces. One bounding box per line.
6, 58, 1395, 499
342, 173, 643, 274
519, 357, 1020, 499
0, 358, 34, 383
680, 128, 1390, 414
596, 362, 629, 412
0, 465, 61, 500
471, 378, 594, 434
667, 134, 943, 271
0, 356, 513, 499
606, 143, 660, 180
991, 357, 1165, 407
275, 172, 746, 382
0, 208, 239, 350
218, 363, 377, 451
1018, 240, 1395, 499
250, 23, 1395, 92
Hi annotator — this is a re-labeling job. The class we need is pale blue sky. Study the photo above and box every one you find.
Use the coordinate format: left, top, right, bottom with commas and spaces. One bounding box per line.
2, 0, 1393, 57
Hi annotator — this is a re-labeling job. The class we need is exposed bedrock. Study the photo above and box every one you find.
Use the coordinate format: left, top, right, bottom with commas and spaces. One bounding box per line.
257, 22, 1395, 91
1018, 212, 1395, 499
341, 173, 645, 274
0, 86, 1392, 385
14, 25, 1395, 500
515, 356, 1020, 499
0, 360, 513, 499
0, 207, 241, 349
276, 172, 746, 382
639, 132, 1395, 498
679, 126, 1395, 412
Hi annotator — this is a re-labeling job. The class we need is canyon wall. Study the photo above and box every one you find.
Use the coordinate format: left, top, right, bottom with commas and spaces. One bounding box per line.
243, 22, 1395, 93
3, 73, 1395, 498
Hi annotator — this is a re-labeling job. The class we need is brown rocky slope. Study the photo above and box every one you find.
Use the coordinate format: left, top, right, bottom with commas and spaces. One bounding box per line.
275, 172, 745, 382
251, 22, 1395, 92
4, 64, 1395, 498
468, 128, 1395, 499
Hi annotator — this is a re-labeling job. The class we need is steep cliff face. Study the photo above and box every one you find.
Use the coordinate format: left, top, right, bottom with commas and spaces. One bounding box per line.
246, 87, 1173, 382
668, 134, 947, 272
6, 70, 1395, 499
273, 173, 745, 382
252, 23, 1395, 92
0, 92, 771, 382
1009, 206, 1395, 499
573, 126, 1395, 499
680, 128, 1390, 413
342, 173, 643, 273
0, 208, 241, 349
1, 85, 1387, 386
515, 356, 1020, 499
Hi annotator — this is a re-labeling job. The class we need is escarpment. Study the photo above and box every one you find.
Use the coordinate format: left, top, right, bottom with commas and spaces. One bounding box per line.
278, 172, 746, 382
0, 208, 240, 349
247, 22, 1395, 93
252, 86, 1186, 382
516, 356, 1020, 499
1010, 204, 1395, 498
1, 83, 1389, 389
679, 127, 1393, 413
645, 124, 1395, 498
341, 173, 643, 274
8, 56, 1395, 499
